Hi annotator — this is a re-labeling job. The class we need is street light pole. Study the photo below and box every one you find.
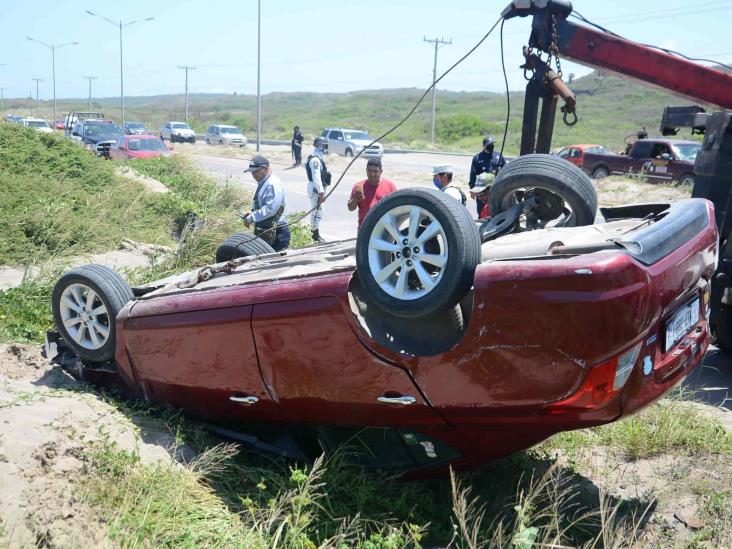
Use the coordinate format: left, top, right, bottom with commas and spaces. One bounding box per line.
178, 65, 196, 124
423, 36, 452, 144
256, 0, 261, 152
32, 78, 43, 117
86, 11, 154, 129
26, 38, 78, 124
0, 88, 6, 114
84, 76, 97, 109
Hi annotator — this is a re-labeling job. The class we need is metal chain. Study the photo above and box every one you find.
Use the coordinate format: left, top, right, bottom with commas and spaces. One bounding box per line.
549, 14, 563, 78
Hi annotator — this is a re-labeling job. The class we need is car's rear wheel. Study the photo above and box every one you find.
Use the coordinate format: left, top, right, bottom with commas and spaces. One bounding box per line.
345, 148, 353, 157
491, 154, 598, 228
219, 139, 224, 145
205, 138, 210, 144
51, 265, 133, 363
356, 188, 480, 318
215, 231, 276, 263
678, 173, 695, 186
592, 165, 609, 179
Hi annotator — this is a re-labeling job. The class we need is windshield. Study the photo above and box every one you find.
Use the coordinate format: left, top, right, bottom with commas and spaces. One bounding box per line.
344, 131, 369, 140
128, 139, 167, 152
27, 120, 49, 128
126, 123, 144, 129
172, 123, 191, 130
85, 123, 123, 136
672, 143, 701, 162
220, 126, 241, 134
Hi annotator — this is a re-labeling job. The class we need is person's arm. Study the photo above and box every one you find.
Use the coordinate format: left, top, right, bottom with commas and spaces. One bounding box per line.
469, 156, 478, 188
348, 183, 364, 211
310, 157, 324, 194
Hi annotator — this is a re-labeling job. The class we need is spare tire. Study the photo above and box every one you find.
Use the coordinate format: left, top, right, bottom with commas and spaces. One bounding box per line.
51, 265, 133, 363
356, 188, 480, 318
491, 154, 598, 227
215, 231, 276, 263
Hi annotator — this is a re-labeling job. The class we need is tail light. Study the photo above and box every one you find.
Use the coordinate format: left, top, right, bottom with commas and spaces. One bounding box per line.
542, 342, 642, 414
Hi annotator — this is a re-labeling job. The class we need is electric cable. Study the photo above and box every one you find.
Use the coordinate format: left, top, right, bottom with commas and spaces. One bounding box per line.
570, 10, 732, 72
498, 16, 510, 167
241, 15, 506, 247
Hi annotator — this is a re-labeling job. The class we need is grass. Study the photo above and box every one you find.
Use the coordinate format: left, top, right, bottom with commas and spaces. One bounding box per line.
544, 391, 732, 462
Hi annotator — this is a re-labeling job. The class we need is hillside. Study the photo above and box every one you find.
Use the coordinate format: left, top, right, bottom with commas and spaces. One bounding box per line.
5, 71, 708, 154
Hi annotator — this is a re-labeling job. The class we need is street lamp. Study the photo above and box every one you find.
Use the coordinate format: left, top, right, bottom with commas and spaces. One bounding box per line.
26, 38, 78, 124
85, 10, 154, 129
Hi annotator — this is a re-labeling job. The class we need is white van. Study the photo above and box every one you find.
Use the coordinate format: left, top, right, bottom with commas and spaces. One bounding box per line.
206, 124, 247, 146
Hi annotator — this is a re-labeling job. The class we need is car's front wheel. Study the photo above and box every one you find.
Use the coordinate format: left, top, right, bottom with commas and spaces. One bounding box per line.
592, 165, 609, 179
356, 188, 480, 318
51, 265, 133, 362
345, 148, 353, 157
678, 173, 695, 186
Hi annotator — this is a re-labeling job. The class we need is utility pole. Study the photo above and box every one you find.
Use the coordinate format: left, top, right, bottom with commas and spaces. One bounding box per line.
178, 65, 196, 123
0, 88, 6, 114
423, 36, 452, 144
32, 78, 43, 117
84, 75, 97, 109
256, 0, 261, 152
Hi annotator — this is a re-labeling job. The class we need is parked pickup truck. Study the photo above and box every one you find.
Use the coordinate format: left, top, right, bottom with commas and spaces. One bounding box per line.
583, 138, 700, 185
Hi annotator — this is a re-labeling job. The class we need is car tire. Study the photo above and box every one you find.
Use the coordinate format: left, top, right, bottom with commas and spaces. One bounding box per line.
205, 138, 210, 144
491, 154, 598, 227
592, 165, 610, 179
215, 231, 276, 263
677, 173, 695, 186
345, 148, 353, 157
356, 188, 480, 318
51, 265, 133, 363
219, 139, 224, 146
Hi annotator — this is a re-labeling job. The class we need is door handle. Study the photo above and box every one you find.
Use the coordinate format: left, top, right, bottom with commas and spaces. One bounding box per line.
377, 395, 416, 405
229, 395, 259, 405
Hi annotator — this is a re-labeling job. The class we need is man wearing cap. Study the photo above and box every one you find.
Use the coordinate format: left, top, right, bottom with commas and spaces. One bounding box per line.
241, 155, 291, 251
348, 158, 397, 229
291, 125, 304, 166
469, 135, 506, 215
469, 172, 495, 220
433, 164, 466, 205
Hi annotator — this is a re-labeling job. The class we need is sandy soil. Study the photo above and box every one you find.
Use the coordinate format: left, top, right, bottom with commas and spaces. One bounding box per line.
0, 343, 192, 548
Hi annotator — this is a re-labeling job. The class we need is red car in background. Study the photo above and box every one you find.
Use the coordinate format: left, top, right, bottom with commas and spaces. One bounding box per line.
109, 135, 171, 160
557, 144, 607, 168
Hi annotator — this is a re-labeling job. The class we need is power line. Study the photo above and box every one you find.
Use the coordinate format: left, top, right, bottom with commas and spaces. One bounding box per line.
423, 36, 452, 143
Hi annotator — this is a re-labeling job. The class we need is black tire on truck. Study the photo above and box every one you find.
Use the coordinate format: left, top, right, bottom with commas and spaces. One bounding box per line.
355, 188, 481, 318
215, 231, 276, 263
51, 265, 133, 363
592, 165, 610, 179
491, 153, 598, 227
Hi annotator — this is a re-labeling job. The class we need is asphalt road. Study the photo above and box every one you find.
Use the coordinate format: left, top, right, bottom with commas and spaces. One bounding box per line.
185, 142, 478, 240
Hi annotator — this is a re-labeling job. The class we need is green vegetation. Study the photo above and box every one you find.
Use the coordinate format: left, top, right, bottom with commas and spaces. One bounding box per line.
544, 392, 732, 461
7, 71, 705, 154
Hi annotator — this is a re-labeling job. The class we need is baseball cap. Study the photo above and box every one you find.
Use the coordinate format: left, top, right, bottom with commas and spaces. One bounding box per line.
244, 155, 270, 172
432, 164, 453, 175
470, 172, 495, 194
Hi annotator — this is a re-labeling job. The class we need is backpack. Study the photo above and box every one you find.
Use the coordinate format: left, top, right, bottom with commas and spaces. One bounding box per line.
305, 154, 332, 188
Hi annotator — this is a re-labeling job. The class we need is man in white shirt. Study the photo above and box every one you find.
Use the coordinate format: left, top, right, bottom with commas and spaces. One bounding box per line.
433, 164, 467, 205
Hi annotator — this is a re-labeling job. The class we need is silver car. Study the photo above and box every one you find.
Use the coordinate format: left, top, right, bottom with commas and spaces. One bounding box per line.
321, 128, 384, 158
206, 124, 247, 146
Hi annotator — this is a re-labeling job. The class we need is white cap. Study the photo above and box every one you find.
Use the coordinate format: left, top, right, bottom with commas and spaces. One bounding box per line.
432, 164, 453, 175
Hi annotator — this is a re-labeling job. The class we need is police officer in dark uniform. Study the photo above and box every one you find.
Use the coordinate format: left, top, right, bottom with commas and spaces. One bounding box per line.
469, 135, 506, 215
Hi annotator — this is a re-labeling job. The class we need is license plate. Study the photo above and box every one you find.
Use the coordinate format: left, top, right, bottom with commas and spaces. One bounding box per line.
664, 298, 700, 351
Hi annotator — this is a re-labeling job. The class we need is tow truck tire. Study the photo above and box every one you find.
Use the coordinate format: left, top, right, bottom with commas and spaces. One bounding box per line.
356, 188, 480, 318
491, 154, 598, 227
215, 231, 276, 263
52, 265, 133, 363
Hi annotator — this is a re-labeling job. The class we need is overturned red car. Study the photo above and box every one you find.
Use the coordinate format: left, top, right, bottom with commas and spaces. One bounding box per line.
49, 155, 717, 474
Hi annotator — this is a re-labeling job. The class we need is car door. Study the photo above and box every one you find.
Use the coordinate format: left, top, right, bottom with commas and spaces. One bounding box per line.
328, 130, 344, 155
626, 141, 653, 175
123, 299, 279, 422
252, 293, 446, 428
645, 143, 673, 182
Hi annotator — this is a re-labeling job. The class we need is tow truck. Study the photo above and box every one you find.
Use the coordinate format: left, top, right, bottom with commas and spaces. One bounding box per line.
504, 0, 732, 350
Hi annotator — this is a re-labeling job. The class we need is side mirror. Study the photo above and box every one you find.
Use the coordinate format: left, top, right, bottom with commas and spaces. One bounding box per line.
659, 153, 671, 160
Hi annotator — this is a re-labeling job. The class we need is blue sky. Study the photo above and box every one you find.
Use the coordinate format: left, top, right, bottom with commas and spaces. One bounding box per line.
1, 0, 730, 100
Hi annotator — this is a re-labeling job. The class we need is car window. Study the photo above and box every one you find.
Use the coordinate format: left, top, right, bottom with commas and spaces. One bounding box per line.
570, 148, 582, 158
172, 123, 191, 130
329, 130, 343, 140
672, 143, 701, 162
651, 144, 670, 157
585, 146, 607, 154
558, 148, 570, 158
220, 127, 240, 134
343, 131, 369, 140
320, 130, 328, 137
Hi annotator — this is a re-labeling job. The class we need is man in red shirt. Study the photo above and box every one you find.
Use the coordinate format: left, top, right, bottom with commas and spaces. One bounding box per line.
347, 158, 397, 228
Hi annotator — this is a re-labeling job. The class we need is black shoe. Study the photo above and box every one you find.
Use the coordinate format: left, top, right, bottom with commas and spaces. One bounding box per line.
312, 230, 325, 244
